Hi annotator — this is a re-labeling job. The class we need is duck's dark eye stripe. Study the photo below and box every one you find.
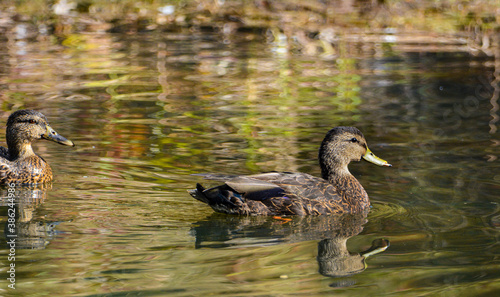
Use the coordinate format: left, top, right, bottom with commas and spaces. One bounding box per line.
18, 119, 37, 124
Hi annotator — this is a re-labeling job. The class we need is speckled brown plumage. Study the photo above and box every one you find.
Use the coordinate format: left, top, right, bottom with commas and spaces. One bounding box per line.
0, 110, 74, 184
189, 127, 391, 216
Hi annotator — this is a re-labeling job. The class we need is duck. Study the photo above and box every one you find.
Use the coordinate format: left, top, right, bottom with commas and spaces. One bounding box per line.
0, 109, 74, 184
189, 126, 391, 215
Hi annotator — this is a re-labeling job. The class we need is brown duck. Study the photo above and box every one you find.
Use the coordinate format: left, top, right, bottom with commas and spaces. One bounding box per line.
0, 109, 74, 184
189, 127, 391, 215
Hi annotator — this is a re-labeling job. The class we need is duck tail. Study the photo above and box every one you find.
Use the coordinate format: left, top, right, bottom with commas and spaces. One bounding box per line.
188, 183, 211, 204
188, 183, 245, 215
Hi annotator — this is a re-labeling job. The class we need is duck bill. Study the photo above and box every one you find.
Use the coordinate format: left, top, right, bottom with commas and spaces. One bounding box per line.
361, 239, 390, 258
363, 148, 391, 167
42, 125, 75, 147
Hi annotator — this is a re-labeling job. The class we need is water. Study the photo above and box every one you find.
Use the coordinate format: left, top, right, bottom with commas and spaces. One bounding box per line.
0, 28, 499, 296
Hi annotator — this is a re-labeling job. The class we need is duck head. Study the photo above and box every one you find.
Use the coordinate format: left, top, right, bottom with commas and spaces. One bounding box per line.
319, 126, 390, 179
6, 109, 74, 158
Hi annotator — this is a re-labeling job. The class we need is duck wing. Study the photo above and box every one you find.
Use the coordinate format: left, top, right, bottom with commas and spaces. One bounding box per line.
0, 162, 14, 184
196, 172, 341, 202
194, 173, 285, 201
190, 172, 348, 215
193, 172, 341, 201
0, 146, 14, 183
0, 146, 8, 159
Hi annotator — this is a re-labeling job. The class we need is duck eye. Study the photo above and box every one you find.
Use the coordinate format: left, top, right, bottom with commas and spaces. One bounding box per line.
350, 137, 358, 143
28, 119, 36, 124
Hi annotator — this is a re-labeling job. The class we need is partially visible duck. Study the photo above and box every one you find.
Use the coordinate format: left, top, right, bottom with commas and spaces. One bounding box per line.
189, 126, 391, 215
0, 109, 74, 184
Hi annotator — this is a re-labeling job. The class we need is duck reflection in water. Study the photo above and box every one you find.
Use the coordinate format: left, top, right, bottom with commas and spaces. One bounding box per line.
318, 237, 389, 281
191, 213, 389, 283
1, 184, 65, 250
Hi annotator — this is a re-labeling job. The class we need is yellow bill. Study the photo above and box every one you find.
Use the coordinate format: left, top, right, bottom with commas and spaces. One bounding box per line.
363, 148, 391, 167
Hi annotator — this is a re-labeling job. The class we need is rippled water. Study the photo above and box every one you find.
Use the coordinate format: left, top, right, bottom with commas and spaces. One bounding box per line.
0, 29, 499, 296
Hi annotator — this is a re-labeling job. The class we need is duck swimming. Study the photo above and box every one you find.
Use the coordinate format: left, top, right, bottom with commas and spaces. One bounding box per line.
189, 126, 391, 215
0, 109, 74, 184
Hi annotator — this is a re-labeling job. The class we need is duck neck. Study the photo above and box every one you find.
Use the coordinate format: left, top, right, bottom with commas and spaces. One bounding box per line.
322, 166, 370, 209
6, 132, 34, 160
